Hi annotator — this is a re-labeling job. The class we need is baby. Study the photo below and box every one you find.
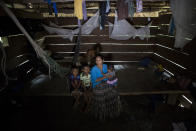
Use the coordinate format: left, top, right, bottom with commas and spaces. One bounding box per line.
105, 65, 118, 88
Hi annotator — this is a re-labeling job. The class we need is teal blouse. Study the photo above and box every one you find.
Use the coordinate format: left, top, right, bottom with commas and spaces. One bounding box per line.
90, 64, 108, 88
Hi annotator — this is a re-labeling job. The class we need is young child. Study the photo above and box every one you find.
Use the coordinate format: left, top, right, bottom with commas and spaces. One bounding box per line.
80, 65, 92, 112
69, 67, 81, 107
105, 65, 118, 88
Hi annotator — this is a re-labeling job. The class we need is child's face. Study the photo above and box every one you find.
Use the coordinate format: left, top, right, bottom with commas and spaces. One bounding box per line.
72, 69, 79, 76
108, 68, 112, 73
83, 66, 90, 74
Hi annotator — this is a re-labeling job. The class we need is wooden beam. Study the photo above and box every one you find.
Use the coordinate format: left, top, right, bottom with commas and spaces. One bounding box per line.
4, 0, 169, 4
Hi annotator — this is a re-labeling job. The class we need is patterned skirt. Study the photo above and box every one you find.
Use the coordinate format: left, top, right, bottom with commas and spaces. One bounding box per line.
91, 82, 121, 121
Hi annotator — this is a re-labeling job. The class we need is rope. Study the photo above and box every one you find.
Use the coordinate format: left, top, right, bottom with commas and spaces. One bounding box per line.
0, 42, 8, 92
72, 27, 81, 66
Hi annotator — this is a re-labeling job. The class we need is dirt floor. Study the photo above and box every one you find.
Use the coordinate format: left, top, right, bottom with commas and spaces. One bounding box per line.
1, 63, 195, 131
24, 63, 187, 96
1, 94, 196, 131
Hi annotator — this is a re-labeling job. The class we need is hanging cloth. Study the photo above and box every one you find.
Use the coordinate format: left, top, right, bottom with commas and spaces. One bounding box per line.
106, 0, 111, 13
117, 0, 128, 20
74, 0, 87, 26
170, 0, 196, 49
136, 0, 143, 13
82, 0, 87, 21
52, 2, 58, 16
74, 0, 83, 20
99, 2, 107, 30
168, 16, 175, 36
44, 0, 53, 15
125, 0, 135, 19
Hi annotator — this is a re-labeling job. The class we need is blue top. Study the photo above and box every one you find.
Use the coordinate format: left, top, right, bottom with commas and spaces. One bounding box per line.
91, 64, 108, 88
69, 74, 81, 91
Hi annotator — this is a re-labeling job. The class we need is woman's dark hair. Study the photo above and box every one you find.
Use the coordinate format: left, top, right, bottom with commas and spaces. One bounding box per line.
95, 54, 104, 60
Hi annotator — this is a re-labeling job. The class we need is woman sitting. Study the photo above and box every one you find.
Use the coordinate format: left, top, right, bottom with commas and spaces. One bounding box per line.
90, 54, 121, 121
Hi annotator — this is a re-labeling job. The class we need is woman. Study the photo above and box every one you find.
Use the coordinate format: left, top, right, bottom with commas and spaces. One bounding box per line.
90, 54, 121, 121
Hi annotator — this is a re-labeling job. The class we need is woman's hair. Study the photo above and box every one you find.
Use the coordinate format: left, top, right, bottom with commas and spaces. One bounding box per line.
95, 54, 104, 60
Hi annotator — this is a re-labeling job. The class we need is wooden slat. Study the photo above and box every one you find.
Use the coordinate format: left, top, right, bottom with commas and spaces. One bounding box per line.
52, 52, 153, 61
44, 35, 152, 44
46, 44, 154, 52
152, 55, 187, 76
5, 0, 169, 3
154, 46, 190, 69
5, 36, 34, 59
151, 36, 175, 48
45, 14, 171, 26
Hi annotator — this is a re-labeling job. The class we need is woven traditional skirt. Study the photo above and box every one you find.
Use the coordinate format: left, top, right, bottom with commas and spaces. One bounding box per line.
91, 82, 121, 121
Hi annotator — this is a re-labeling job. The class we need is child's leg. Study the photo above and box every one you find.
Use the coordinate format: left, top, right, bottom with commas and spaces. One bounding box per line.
84, 91, 88, 104
85, 91, 92, 111
76, 92, 80, 104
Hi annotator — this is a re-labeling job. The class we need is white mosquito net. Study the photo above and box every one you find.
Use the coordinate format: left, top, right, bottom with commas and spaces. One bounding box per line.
109, 10, 151, 40
43, 11, 100, 41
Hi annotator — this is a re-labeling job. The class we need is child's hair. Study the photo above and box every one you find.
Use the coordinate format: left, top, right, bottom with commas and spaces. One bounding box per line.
82, 64, 90, 70
108, 65, 114, 71
71, 66, 79, 72
81, 64, 90, 76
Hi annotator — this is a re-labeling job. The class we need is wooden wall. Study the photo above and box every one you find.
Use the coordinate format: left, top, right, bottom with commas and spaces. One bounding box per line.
3, 35, 37, 80
43, 14, 172, 65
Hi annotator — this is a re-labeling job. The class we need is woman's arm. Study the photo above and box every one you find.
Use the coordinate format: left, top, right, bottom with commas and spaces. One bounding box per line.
95, 76, 107, 82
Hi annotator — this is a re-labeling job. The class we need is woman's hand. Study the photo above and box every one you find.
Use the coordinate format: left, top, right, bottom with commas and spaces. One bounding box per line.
101, 72, 105, 76
107, 75, 112, 78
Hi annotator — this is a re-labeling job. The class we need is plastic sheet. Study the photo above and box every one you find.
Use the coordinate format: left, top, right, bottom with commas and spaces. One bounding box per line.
109, 10, 151, 40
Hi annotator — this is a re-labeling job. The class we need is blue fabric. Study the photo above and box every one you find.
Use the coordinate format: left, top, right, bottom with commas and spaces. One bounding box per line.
91, 64, 108, 88
69, 74, 81, 92
44, 0, 51, 5
169, 17, 175, 36
139, 58, 151, 67
52, 2, 58, 15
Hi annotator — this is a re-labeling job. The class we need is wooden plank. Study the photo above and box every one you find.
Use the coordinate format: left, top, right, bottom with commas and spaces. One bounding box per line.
40, 90, 190, 96
46, 44, 154, 52
152, 55, 187, 76
39, 8, 167, 14
5, 36, 34, 59
119, 90, 189, 95
151, 35, 175, 48
6, 54, 35, 71
45, 14, 171, 26
52, 52, 153, 61
44, 35, 152, 44
154, 46, 190, 69
6, 0, 169, 3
